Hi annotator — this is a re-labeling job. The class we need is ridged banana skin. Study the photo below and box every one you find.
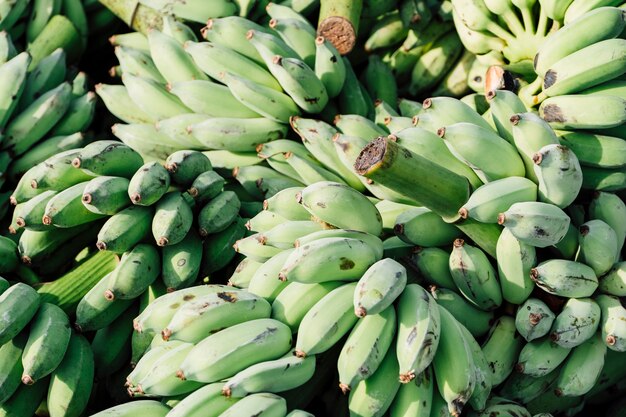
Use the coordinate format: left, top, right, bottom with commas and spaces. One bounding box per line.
234, 233, 283, 262
539, 94, 626, 130
0, 52, 29, 129
481, 316, 524, 386
550, 298, 601, 348
127, 340, 186, 388
81, 175, 131, 215
47, 333, 94, 417
558, 130, 626, 169
598, 261, 626, 296
96, 205, 153, 253
161, 229, 203, 291
42, 181, 106, 228
127, 161, 171, 206
299, 181, 383, 236
152, 191, 193, 247
347, 345, 401, 417
106, 243, 160, 300
271, 281, 344, 333
394, 207, 460, 247
496, 227, 536, 305
554, 332, 607, 397
498, 201, 571, 248
123, 74, 193, 121
162, 290, 272, 343
295, 282, 359, 357
246, 211, 289, 234
247, 249, 292, 302
449, 239, 502, 311
294, 229, 384, 260
459, 176, 537, 223
279, 237, 380, 284
430, 286, 495, 339
168, 80, 260, 118
516, 336, 571, 377
0, 331, 27, 405
262, 221, 324, 249
166, 383, 239, 417
95, 83, 155, 124
0, 376, 50, 417
534, 7, 626, 76
0, 283, 40, 345
487, 89, 527, 144
539, 39, 626, 99
21, 303, 71, 385
262, 187, 309, 221
137, 343, 203, 397
75, 272, 134, 333
530, 259, 598, 298
533, 144, 582, 208
217, 392, 287, 417
353, 258, 407, 317
315, 36, 345, 98
222, 352, 315, 398
596, 294, 626, 351
338, 306, 396, 393
396, 284, 441, 383
73, 140, 145, 178
88, 400, 170, 417
389, 366, 433, 417
432, 305, 476, 416
499, 366, 560, 405
148, 29, 207, 84
189, 117, 288, 152
515, 298, 556, 342
576, 219, 619, 276
408, 247, 456, 290
437, 122, 526, 181
458, 324, 492, 412
177, 318, 292, 383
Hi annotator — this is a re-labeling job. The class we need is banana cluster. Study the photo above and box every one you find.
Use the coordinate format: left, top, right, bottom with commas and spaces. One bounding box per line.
0, 282, 94, 417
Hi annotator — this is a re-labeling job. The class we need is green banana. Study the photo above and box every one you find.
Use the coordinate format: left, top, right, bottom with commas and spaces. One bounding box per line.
148, 29, 206, 84
73, 140, 144, 178
262, 187, 310, 221
49, 333, 93, 416
596, 294, 626, 351
269, 17, 316, 67
127, 161, 171, 206
0, 283, 40, 345
407, 247, 456, 290
189, 117, 287, 152
162, 229, 203, 291
152, 191, 194, 246
164, 150, 212, 186
50, 91, 96, 136
408, 31, 463, 96
262, 221, 324, 250
510, 112, 560, 183
105, 243, 160, 300
0, 330, 27, 404
91, 304, 135, 379
496, 227, 537, 305
314, 36, 345, 98
168, 79, 260, 118
162, 289, 271, 343
497, 201, 571, 248
114, 45, 164, 82
0, 51, 29, 130
553, 332, 607, 397
96, 205, 153, 253
41, 181, 106, 227
218, 392, 287, 417
81, 175, 131, 215
222, 351, 316, 397
21, 302, 71, 385
188, 170, 225, 204
74, 272, 134, 332
533, 144, 582, 208
499, 366, 561, 405
481, 316, 525, 386
530, 259, 598, 298
394, 206, 460, 247
557, 130, 626, 169
0, 376, 50, 417
88, 400, 170, 417
598, 261, 626, 297
166, 383, 239, 417
430, 285, 495, 339
228, 258, 263, 289
516, 336, 571, 377
550, 297, 601, 348
539, 94, 626, 130
338, 306, 396, 393
246, 211, 289, 233
576, 219, 619, 276
353, 258, 406, 317
198, 191, 241, 236
198, 216, 247, 275
10, 190, 57, 233
516, 298, 556, 342
389, 366, 433, 417
177, 318, 292, 383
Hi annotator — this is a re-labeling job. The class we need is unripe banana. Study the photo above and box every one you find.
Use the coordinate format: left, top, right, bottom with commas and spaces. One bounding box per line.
105, 243, 160, 301
188, 170, 225, 204
21, 303, 71, 385
314, 36, 345, 98
533, 144, 583, 208
550, 298, 601, 348
88, 400, 170, 417
430, 286, 495, 339
42, 181, 107, 228
0, 283, 40, 345
516, 336, 571, 377
0, 376, 50, 417
539, 95, 626, 130
449, 239, 502, 311
233, 232, 283, 262
530, 259, 598, 298
396, 284, 441, 383
278, 237, 380, 284
407, 247, 456, 290
348, 346, 401, 417
295, 282, 359, 357
0, 331, 27, 404
389, 366, 433, 417
162, 289, 271, 343
123, 73, 192, 120
486, 89, 527, 144
115, 45, 165, 83
271, 281, 343, 333
298, 181, 383, 236
394, 206, 460, 247
286, 410, 314, 417
598, 261, 626, 296
481, 315, 524, 386
459, 176, 537, 223
168, 79, 260, 118
0, 51, 29, 129
294, 229, 384, 260
417, 95, 493, 132
75, 272, 134, 333
95, 83, 155, 124
96, 205, 154, 253
510, 112, 560, 183
354, 258, 407, 317
338, 306, 396, 393
152, 191, 193, 247
81, 175, 131, 215
90, 305, 135, 379
516, 298, 556, 342
190, 117, 288, 152
127, 161, 171, 206
497, 201, 571, 248
496, 227, 537, 305
262, 221, 324, 250
148, 29, 207, 84
177, 318, 292, 383
557, 130, 626, 169
554, 332, 607, 397
499, 366, 560, 405
222, 351, 315, 398
162, 229, 203, 291
437, 122, 525, 181
166, 383, 239, 417
218, 392, 287, 417
576, 219, 619, 276
72, 140, 144, 178
197, 191, 240, 236
596, 294, 626, 351
432, 305, 476, 416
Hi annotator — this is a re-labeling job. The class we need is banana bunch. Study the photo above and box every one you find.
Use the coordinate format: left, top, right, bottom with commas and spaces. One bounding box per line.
0, 281, 95, 417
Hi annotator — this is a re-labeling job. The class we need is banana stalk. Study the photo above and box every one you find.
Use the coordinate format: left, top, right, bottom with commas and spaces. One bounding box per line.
98, 0, 163, 34
317, 0, 363, 55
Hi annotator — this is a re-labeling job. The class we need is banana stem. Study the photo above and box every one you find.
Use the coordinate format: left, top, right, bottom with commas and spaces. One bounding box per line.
354, 136, 470, 221
519, 75, 544, 107
536, 5, 549, 36
485, 21, 517, 45
36, 251, 119, 316
500, 10, 526, 38
26, 15, 83, 69
520, 7, 535, 34
317, 0, 363, 55
98, 0, 162, 34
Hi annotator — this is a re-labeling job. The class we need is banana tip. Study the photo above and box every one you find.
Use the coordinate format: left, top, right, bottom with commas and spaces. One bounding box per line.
222, 387, 232, 397
104, 290, 115, 301
71, 157, 82, 168
355, 307, 367, 318
339, 383, 350, 394
176, 370, 186, 380
294, 350, 306, 358
21, 375, 34, 385
399, 371, 415, 384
